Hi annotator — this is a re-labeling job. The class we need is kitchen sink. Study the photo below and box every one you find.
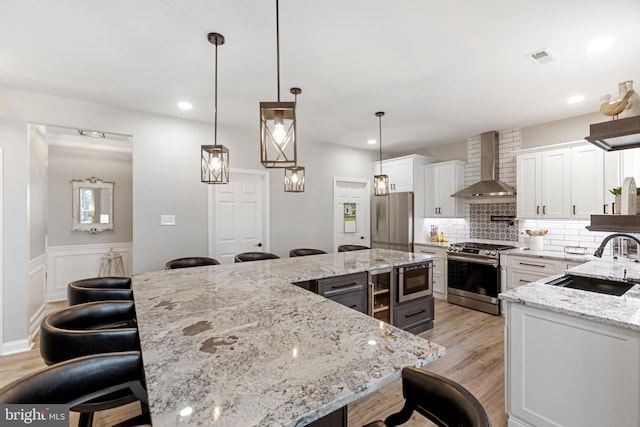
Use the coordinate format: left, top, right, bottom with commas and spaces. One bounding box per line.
546, 274, 635, 296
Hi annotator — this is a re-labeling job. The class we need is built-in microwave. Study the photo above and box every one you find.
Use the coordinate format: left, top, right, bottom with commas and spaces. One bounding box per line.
396, 261, 432, 303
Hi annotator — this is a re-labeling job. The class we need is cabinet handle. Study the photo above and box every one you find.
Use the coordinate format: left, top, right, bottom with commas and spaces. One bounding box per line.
573, 205, 576, 215
435, 207, 438, 215
518, 262, 546, 268
536, 206, 540, 214
405, 309, 427, 318
604, 204, 608, 214
349, 304, 358, 309
519, 279, 530, 283
329, 282, 358, 290
542, 205, 547, 215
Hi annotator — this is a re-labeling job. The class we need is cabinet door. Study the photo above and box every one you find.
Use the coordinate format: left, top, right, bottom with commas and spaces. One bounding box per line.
541, 148, 571, 218
437, 163, 464, 217
603, 151, 620, 214
517, 153, 542, 218
570, 145, 604, 219
393, 157, 414, 192
424, 166, 438, 216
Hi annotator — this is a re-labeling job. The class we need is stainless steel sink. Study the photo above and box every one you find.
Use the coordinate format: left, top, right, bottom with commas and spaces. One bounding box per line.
546, 274, 635, 296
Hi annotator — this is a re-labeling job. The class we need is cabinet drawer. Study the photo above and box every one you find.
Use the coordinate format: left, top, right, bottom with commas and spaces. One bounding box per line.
415, 248, 445, 275
507, 270, 548, 290
328, 291, 367, 314
432, 273, 445, 295
317, 273, 367, 297
507, 256, 558, 274
393, 297, 434, 331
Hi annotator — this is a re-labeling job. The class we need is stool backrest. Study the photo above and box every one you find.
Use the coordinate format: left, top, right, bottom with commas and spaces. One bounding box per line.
234, 252, 280, 262
337, 244, 369, 252
165, 257, 220, 269
289, 248, 327, 257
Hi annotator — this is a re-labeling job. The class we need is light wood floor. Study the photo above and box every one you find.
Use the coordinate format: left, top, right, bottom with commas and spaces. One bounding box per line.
0, 299, 507, 427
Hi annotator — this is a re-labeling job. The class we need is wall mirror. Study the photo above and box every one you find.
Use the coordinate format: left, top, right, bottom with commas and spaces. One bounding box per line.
72, 177, 114, 234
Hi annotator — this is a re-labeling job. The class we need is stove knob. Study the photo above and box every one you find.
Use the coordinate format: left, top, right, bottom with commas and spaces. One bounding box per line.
491, 250, 497, 256
485, 250, 491, 255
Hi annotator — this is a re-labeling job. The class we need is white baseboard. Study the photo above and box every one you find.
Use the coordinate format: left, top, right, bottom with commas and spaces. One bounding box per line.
1, 338, 33, 356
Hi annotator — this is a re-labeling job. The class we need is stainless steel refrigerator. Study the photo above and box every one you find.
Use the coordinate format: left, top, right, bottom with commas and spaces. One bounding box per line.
371, 192, 414, 252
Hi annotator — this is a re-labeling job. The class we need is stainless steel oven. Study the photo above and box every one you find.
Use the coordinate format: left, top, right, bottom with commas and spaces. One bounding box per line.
447, 242, 515, 315
396, 261, 432, 303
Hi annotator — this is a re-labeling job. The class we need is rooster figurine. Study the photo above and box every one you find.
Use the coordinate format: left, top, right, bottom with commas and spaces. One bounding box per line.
600, 80, 640, 119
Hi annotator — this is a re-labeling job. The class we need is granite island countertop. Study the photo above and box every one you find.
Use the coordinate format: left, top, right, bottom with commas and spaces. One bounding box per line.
132, 249, 445, 427
499, 256, 640, 331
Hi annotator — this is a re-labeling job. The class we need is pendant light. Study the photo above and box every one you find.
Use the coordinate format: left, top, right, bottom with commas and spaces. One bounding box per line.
201, 32, 230, 184
260, 0, 297, 169
374, 111, 389, 196
284, 87, 305, 192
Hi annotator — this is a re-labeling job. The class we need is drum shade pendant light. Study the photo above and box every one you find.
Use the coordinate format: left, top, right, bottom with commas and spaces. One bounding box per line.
260, 0, 297, 169
374, 112, 389, 196
284, 87, 305, 192
201, 32, 230, 184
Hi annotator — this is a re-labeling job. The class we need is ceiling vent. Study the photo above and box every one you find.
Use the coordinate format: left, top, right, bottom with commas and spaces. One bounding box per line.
526, 48, 556, 66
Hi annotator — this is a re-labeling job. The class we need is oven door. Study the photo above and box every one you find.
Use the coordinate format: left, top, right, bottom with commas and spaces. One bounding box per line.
397, 262, 432, 303
447, 254, 500, 315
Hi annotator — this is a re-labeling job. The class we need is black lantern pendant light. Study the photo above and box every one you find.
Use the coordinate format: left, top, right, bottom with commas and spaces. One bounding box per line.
374, 111, 389, 196
260, 0, 297, 169
201, 32, 230, 184
284, 87, 305, 192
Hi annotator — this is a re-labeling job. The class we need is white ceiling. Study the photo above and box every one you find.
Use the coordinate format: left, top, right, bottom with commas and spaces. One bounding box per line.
2, 0, 639, 153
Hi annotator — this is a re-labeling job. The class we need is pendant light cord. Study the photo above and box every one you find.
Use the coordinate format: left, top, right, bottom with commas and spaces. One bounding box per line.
378, 115, 383, 174
214, 41, 218, 145
276, 0, 281, 102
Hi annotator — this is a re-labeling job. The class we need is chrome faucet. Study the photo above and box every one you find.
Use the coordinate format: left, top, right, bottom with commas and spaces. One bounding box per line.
594, 233, 640, 258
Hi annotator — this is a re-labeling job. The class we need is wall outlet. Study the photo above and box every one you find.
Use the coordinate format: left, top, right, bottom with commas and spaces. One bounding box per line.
160, 215, 176, 226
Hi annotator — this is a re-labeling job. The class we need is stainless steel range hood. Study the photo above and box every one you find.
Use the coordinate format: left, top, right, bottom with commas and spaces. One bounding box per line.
451, 131, 516, 198
585, 115, 640, 151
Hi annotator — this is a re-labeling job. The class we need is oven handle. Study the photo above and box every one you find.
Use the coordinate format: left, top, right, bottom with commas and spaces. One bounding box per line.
447, 254, 499, 267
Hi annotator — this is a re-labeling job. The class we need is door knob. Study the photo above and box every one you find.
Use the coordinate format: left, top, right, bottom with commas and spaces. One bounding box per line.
360, 236, 365, 240
256, 242, 263, 247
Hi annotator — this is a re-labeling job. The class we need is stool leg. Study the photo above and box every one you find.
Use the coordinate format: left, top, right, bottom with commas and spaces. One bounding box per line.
78, 411, 94, 427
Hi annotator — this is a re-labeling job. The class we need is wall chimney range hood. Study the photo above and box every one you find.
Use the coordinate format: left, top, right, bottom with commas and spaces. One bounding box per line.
451, 131, 516, 198
585, 115, 640, 151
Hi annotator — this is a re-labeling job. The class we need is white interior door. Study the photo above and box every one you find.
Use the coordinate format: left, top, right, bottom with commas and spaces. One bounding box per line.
209, 169, 270, 264
333, 177, 370, 251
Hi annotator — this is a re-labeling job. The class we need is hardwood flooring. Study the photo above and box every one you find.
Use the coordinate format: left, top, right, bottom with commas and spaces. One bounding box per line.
0, 299, 507, 426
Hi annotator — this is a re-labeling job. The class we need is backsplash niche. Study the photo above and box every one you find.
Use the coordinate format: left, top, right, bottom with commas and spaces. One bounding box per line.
470, 203, 518, 241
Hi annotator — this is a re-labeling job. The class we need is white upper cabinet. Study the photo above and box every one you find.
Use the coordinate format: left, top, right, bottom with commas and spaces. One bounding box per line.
424, 161, 466, 217
517, 148, 571, 219
517, 142, 621, 219
374, 154, 433, 217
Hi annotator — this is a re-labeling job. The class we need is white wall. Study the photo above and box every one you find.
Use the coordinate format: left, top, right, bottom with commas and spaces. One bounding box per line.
28, 124, 47, 259
0, 86, 376, 348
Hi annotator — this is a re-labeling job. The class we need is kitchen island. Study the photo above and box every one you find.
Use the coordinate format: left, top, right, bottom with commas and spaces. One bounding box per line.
132, 249, 445, 427
499, 257, 640, 427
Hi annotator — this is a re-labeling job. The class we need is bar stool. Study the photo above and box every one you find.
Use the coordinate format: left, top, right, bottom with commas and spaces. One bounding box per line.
40, 301, 140, 365
289, 248, 327, 257
338, 244, 369, 252
67, 277, 132, 306
363, 367, 492, 427
234, 252, 280, 262
165, 256, 220, 269
0, 352, 150, 427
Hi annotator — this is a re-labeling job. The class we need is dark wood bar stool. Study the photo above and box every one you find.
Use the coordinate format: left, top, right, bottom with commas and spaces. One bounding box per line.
0, 352, 150, 427
67, 277, 133, 306
363, 367, 492, 427
165, 256, 220, 269
234, 252, 280, 262
337, 244, 369, 252
289, 248, 327, 257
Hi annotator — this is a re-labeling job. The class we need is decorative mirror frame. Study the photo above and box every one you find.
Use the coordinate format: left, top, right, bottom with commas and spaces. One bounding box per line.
71, 177, 114, 234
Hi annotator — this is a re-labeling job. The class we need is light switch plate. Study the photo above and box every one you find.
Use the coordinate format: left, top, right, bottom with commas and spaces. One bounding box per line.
160, 215, 176, 226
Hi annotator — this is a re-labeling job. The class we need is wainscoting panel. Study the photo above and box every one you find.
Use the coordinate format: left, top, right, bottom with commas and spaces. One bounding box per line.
46, 243, 132, 302
28, 253, 46, 339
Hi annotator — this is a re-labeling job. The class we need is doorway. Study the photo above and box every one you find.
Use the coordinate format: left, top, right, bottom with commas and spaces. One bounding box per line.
208, 169, 270, 264
333, 177, 370, 251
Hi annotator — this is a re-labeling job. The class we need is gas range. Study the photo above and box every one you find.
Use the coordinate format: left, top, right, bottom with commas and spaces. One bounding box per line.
447, 242, 517, 260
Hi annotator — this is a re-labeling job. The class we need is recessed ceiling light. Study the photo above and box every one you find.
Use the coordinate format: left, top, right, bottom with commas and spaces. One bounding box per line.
178, 101, 193, 110
586, 37, 613, 53
367, 139, 377, 145
566, 95, 585, 104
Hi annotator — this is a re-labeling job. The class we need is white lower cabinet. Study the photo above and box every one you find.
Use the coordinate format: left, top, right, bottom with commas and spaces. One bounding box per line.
414, 244, 447, 300
502, 254, 584, 291
505, 303, 640, 427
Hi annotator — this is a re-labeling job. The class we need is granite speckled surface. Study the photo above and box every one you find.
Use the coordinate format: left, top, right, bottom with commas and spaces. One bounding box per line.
500, 257, 640, 331
501, 247, 594, 263
132, 249, 445, 427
